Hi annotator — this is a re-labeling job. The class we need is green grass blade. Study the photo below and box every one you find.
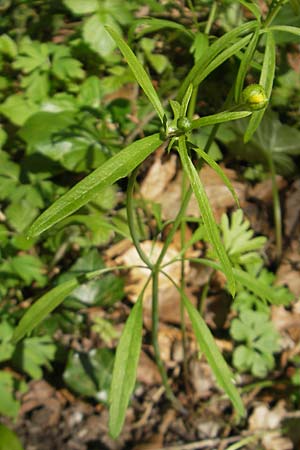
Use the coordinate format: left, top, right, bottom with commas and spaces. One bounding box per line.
235, 28, 260, 103
178, 21, 258, 100
178, 136, 236, 296
244, 31, 276, 142
193, 146, 240, 207
12, 268, 118, 343
190, 111, 251, 130
28, 133, 163, 237
109, 287, 145, 438
182, 292, 245, 416
106, 26, 165, 123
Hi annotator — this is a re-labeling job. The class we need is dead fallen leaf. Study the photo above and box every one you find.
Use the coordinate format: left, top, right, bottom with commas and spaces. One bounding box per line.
276, 240, 300, 300
137, 351, 162, 385
141, 161, 246, 221
248, 176, 287, 203
248, 401, 287, 431
284, 180, 300, 237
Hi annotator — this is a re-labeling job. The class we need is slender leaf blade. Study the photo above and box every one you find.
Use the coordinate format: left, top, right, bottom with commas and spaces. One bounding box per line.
178, 136, 236, 295
244, 31, 276, 142
106, 26, 165, 122
28, 133, 163, 237
267, 25, 300, 37
109, 291, 144, 438
178, 21, 258, 100
235, 28, 260, 102
238, 0, 262, 20
182, 293, 245, 416
190, 111, 251, 130
12, 268, 115, 343
193, 146, 240, 207
233, 268, 282, 304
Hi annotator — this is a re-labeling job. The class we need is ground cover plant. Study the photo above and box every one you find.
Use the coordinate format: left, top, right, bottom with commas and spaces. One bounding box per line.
1, 0, 300, 448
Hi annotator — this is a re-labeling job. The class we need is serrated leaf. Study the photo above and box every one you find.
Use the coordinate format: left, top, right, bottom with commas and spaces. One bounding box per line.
182, 292, 245, 416
106, 26, 165, 122
178, 136, 236, 296
27, 133, 163, 237
109, 290, 144, 438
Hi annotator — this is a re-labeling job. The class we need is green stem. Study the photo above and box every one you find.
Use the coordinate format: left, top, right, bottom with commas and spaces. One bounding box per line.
205, 1, 218, 35
180, 171, 189, 389
263, 0, 287, 28
127, 168, 153, 269
152, 269, 185, 411
266, 154, 282, 261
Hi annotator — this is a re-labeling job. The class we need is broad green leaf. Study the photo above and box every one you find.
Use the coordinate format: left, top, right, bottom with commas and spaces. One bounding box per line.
178, 136, 236, 295
27, 133, 163, 237
63, 0, 98, 14
12, 267, 120, 343
63, 348, 114, 401
244, 32, 276, 142
178, 21, 258, 100
182, 293, 245, 416
193, 146, 240, 207
190, 111, 251, 130
109, 290, 144, 438
106, 26, 165, 122
83, 14, 119, 58
0, 372, 21, 419
0, 424, 24, 450
235, 28, 260, 102
0, 94, 39, 126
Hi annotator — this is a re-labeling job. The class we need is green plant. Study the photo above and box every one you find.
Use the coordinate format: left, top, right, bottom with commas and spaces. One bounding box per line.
6, 0, 298, 439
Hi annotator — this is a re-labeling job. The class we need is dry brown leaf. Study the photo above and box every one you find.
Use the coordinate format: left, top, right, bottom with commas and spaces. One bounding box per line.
137, 351, 162, 385
276, 240, 300, 300
141, 162, 246, 221
248, 176, 287, 203
284, 180, 300, 237
115, 240, 200, 327
248, 401, 287, 431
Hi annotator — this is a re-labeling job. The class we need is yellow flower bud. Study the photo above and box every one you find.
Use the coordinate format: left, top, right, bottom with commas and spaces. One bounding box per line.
242, 84, 268, 111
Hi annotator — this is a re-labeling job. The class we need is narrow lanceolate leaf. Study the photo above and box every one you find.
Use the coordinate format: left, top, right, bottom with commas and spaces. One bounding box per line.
178, 136, 236, 296
237, 0, 262, 20
267, 25, 300, 37
12, 267, 116, 343
193, 146, 240, 207
235, 28, 260, 103
178, 21, 257, 100
28, 133, 163, 237
244, 31, 276, 142
105, 26, 165, 123
109, 291, 144, 439
190, 111, 251, 130
182, 293, 245, 416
